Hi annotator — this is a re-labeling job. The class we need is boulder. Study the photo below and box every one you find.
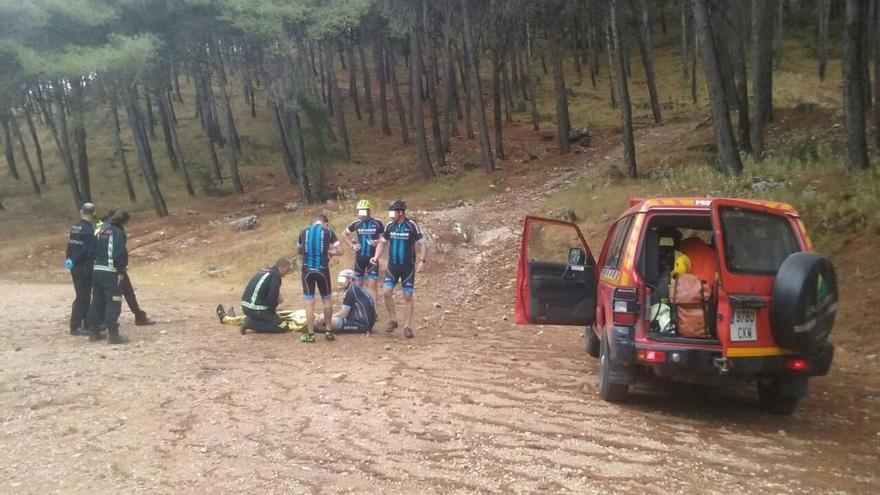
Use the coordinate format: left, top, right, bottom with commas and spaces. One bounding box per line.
555, 207, 577, 223
230, 215, 259, 232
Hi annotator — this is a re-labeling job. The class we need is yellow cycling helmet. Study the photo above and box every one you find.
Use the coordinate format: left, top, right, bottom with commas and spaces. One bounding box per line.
672, 250, 692, 277
356, 199, 372, 211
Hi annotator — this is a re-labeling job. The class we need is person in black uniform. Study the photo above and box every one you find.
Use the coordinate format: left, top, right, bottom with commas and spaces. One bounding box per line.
65, 202, 97, 335
237, 258, 294, 334
370, 199, 428, 339
297, 214, 342, 342
317, 269, 377, 334
344, 199, 384, 302
86, 210, 130, 344
96, 211, 155, 326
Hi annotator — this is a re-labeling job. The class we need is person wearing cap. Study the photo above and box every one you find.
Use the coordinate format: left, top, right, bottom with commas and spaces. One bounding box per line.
65, 202, 97, 336
344, 199, 384, 302
86, 210, 131, 344
96, 210, 155, 326
370, 199, 427, 339
317, 269, 377, 334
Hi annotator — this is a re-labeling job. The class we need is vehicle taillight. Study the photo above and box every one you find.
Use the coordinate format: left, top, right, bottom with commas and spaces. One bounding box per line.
612, 287, 639, 325
637, 349, 667, 363
784, 357, 810, 372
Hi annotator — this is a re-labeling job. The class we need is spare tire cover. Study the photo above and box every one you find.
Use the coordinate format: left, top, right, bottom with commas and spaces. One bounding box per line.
770, 253, 838, 355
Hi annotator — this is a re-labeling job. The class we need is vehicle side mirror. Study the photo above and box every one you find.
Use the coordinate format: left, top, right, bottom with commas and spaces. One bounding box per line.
569, 247, 586, 266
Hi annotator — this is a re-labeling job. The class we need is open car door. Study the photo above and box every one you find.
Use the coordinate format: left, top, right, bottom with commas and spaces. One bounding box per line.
515, 216, 597, 325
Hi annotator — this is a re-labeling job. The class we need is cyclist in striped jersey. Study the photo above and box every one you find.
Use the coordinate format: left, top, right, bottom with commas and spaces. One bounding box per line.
370, 199, 428, 338
344, 199, 384, 302
297, 214, 342, 342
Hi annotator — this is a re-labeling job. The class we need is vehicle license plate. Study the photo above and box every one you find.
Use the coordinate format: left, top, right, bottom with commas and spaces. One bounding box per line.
730, 310, 758, 341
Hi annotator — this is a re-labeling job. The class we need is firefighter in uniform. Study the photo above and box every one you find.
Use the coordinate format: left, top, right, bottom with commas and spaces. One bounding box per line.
95, 211, 155, 326
86, 210, 130, 344
65, 203, 97, 335
238, 258, 294, 334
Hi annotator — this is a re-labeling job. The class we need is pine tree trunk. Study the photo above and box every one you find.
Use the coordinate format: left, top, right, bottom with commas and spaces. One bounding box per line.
774, 0, 784, 69
691, 23, 699, 103
411, 3, 435, 179
144, 89, 157, 140
345, 39, 363, 121
10, 114, 40, 195
23, 104, 45, 184
632, 0, 662, 123
751, 0, 775, 161
490, 14, 505, 160
610, 0, 637, 177
681, 0, 689, 84
526, 25, 540, 131
154, 76, 180, 171
325, 42, 352, 161
40, 88, 81, 206
875, 0, 880, 155
288, 111, 312, 203
0, 110, 19, 180
818, 0, 831, 80
53, 81, 82, 204
843, 0, 870, 171
125, 87, 168, 217
357, 38, 375, 126
158, 85, 194, 196
386, 41, 410, 145
502, 58, 514, 123
461, 0, 496, 173
213, 48, 244, 193
374, 39, 392, 136
605, 21, 618, 109
423, 3, 447, 169
457, 44, 475, 138
442, 4, 459, 150
552, 40, 571, 154
270, 91, 299, 187
730, 2, 751, 153
693, 0, 743, 176
110, 95, 137, 203
588, 8, 599, 88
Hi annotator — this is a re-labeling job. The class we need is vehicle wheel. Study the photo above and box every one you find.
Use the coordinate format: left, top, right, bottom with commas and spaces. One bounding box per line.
585, 326, 600, 358
771, 253, 838, 355
757, 379, 801, 416
597, 330, 628, 402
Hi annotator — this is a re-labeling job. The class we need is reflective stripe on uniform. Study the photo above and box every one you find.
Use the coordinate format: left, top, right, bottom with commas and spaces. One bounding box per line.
93, 265, 117, 273
250, 272, 272, 308
241, 301, 269, 311
107, 231, 114, 269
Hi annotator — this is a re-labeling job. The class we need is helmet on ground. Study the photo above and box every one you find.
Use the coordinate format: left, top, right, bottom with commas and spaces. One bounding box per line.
356, 199, 372, 211
337, 269, 356, 283
388, 199, 406, 211
672, 250, 691, 278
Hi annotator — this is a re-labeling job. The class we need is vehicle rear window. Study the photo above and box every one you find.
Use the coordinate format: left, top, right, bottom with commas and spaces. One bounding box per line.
720, 207, 800, 275
604, 216, 633, 269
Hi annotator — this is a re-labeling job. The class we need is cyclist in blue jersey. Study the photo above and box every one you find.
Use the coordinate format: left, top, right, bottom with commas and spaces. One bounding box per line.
344, 199, 384, 302
370, 199, 428, 338
297, 214, 342, 342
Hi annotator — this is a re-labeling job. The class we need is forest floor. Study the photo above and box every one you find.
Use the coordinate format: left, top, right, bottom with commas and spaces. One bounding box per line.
1, 116, 879, 494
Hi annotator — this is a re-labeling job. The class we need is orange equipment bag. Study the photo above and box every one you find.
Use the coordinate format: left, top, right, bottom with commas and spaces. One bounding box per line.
669, 273, 711, 338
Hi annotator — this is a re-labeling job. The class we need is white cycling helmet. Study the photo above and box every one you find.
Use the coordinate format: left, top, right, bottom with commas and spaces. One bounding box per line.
337, 269, 356, 283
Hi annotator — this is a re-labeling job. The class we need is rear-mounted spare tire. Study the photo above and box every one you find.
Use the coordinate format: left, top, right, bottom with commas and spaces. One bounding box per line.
771, 253, 838, 355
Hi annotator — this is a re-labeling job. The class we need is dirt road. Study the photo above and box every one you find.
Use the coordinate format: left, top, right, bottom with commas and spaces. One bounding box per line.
2, 122, 879, 494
